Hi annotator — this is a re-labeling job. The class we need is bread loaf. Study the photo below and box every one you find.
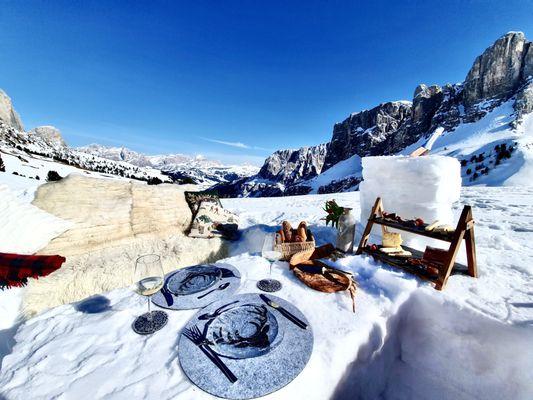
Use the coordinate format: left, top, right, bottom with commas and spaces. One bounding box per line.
282, 221, 293, 242
297, 221, 308, 242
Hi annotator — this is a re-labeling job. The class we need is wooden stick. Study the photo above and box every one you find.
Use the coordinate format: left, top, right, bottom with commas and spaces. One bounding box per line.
464, 207, 478, 278
409, 147, 429, 157
355, 197, 382, 255
435, 206, 469, 290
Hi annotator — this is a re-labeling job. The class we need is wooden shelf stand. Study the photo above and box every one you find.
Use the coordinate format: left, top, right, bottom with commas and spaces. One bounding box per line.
355, 197, 478, 290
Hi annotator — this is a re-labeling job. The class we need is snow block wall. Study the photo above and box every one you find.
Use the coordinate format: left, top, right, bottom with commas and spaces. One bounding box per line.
359, 155, 461, 248
332, 290, 533, 400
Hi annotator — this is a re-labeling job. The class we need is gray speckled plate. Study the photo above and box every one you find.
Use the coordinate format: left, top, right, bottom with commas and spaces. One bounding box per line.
152, 263, 241, 310
178, 293, 313, 399
167, 265, 222, 295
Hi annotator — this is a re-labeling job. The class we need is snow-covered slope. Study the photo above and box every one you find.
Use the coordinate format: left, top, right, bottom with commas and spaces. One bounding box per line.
0, 93, 257, 188
400, 99, 533, 186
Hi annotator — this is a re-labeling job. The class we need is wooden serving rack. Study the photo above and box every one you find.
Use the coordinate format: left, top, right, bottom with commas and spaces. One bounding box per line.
355, 197, 478, 290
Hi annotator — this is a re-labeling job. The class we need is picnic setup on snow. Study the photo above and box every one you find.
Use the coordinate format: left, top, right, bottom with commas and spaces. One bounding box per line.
113, 153, 478, 398
0, 152, 480, 399
126, 153, 477, 399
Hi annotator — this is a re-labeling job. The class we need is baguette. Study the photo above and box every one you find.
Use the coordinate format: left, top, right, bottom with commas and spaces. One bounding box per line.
297, 221, 308, 242
282, 221, 293, 242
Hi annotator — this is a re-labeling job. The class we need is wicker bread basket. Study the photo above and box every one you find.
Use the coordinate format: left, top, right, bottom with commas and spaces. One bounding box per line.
274, 229, 315, 261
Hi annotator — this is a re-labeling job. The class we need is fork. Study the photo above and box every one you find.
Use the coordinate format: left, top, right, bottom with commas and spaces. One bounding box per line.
182, 325, 238, 383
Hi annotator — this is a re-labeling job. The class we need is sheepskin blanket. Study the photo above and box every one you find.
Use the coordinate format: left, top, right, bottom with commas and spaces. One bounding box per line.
22, 175, 228, 317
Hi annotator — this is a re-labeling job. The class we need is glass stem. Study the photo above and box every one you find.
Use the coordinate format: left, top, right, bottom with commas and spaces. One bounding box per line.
270, 261, 274, 276
147, 296, 153, 321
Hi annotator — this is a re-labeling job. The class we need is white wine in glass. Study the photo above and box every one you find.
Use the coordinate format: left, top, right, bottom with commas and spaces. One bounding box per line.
132, 254, 168, 335
257, 233, 283, 292
135, 276, 164, 296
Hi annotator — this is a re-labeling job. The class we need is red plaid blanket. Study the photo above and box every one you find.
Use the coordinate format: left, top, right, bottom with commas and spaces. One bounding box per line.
0, 252, 66, 290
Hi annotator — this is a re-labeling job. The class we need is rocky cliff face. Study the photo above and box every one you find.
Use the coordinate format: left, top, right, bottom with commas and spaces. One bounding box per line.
216, 32, 533, 197
258, 144, 329, 183
0, 90, 24, 131
463, 32, 529, 107
323, 101, 412, 170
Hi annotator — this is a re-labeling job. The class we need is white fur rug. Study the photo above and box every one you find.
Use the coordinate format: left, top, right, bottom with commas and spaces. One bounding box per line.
22, 234, 227, 317
21, 175, 229, 317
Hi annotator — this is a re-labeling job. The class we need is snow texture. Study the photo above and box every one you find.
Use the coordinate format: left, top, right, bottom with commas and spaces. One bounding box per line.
1, 173, 532, 400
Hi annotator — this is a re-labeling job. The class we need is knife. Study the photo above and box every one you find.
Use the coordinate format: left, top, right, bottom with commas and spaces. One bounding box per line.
297, 263, 353, 277
219, 267, 237, 279
259, 294, 308, 330
297, 265, 325, 274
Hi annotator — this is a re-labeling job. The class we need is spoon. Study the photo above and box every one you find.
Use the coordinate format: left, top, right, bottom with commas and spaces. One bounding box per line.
197, 282, 230, 299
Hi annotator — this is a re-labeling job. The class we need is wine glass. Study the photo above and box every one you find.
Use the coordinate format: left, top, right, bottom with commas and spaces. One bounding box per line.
132, 254, 168, 335
257, 233, 283, 292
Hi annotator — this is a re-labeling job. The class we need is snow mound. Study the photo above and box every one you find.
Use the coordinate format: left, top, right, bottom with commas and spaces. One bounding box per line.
0, 185, 72, 255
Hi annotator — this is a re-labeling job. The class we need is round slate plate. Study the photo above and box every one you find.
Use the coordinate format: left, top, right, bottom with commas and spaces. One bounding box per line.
167, 265, 222, 295
152, 263, 241, 310
207, 303, 283, 359
178, 293, 313, 399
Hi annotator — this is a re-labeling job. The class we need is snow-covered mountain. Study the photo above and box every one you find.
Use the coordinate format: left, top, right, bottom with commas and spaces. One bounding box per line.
77, 144, 259, 185
0, 121, 171, 184
216, 32, 533, 197
0, 93, 258, 186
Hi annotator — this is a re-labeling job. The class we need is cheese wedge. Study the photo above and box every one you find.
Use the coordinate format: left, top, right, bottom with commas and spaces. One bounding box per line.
433, 224, 455, 233
382, 231, 403, 247
379, 246, 403, 254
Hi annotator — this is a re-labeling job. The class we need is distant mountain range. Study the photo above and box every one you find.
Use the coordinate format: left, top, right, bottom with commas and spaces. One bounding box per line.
215, 31, 533, 197
76, 144, 259, 185
0, 94, 258, 186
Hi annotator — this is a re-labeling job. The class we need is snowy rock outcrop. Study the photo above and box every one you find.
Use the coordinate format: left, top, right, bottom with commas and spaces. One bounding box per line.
412, 84, 444, 132
29, 126, 66, 148
0, 89, 23, 131
514, 79, 533, 125
0, 121, 171, 184
217, 31, 533, 197
78, 143, 154, 167
0, 92, 256, 186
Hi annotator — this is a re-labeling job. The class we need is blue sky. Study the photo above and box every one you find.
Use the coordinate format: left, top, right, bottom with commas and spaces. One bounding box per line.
1, 1, 532, 165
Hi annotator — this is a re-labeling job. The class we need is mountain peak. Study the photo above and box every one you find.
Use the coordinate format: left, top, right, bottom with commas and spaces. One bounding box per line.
463, 31, 530, 106
29, 126, 66, 148
0, 89, 24, 131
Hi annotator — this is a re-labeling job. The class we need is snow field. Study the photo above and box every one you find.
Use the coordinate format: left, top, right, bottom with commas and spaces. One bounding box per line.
0, 173, 532, 399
